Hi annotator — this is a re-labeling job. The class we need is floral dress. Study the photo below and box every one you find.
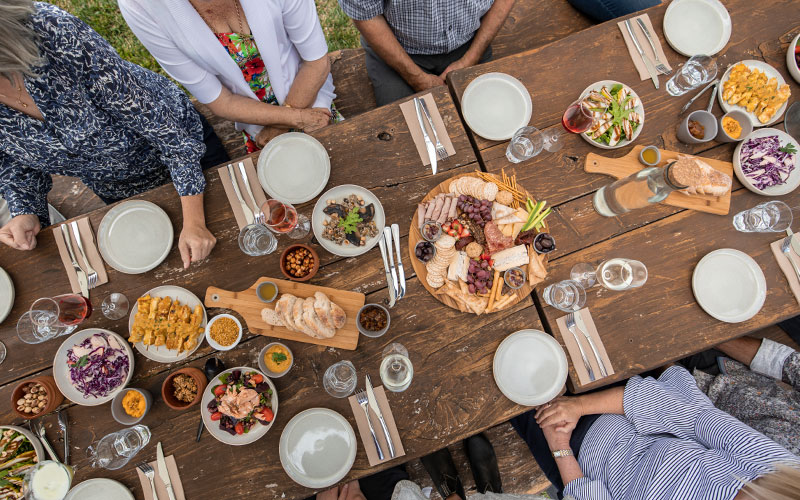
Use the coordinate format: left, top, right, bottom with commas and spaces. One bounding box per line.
216, 33, 341, 153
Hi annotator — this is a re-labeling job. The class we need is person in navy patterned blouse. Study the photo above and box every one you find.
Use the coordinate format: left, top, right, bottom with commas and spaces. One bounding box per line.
0, 1, 228, 268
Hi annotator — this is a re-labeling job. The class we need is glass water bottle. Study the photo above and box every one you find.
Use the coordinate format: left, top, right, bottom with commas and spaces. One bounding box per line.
593, 161, 687, 217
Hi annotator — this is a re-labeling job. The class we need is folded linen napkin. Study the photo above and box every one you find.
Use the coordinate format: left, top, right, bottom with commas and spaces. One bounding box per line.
770, 238, 800, 306
555, 308, 615, 386
52, 218, 108, 294
399, 93, 456, 167
347, 384, 405, 466
135, 454, 186, 500
217, 156, 267, 230
617, 14, 673, 81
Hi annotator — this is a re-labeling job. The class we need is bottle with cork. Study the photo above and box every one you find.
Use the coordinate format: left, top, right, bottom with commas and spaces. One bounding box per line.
593, 161, 687, 217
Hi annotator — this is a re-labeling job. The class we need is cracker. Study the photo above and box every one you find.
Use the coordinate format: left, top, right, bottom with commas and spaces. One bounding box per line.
483, 182, 498, 201
448, 180, 459, 194
427, 273, 445, 288
437, 234, 456, 249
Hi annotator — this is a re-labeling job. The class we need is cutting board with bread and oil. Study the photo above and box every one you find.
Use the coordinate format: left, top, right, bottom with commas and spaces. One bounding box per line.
585, 145, 733, 215
205, 278, 365, 350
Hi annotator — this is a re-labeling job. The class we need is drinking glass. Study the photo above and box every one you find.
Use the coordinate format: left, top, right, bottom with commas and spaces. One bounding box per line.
380, 343, 413, 392
323, 360, 357, 398
570, 259, 648, 291
17, 295, 91, 344
238, 223, 278, 256
87, 425, 151, 470
542, 280, 586, 312
732, 201, 793, 232
506, 126, 563, 162
561, 99, 596, 134
101, 293, 129, 320
262, 199, 310, 239
570, 262, 597, 287
666, 55, 718, 96
23, 460, 73, 500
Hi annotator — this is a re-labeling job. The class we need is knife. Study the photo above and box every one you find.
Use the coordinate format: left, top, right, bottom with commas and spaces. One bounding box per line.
378, 236, 397, 307
57, 410, 69, 465
366, 374, 396, 458
227, 164, 254, 225
60, 225, 89, 299
574, 312, 608, 378
786, 228, 800, 257
157, 442, 177, 500
391, 224, 406, 299
624, 19, 659, 89
414, 97, 438, 175
383, 227, 400, 300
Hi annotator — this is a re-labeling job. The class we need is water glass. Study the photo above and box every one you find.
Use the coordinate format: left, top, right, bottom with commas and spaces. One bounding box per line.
323, 360, 357, 398
16, 295, 90, 344
101, 293, 129, 320
23, 460, 73, 500
380, 343, 413, 392
542, 280, 586, 312
87, 425, 151, 470
733, 201, 793, 232
238, 223, 278, 256
506, 126, 563, 162
666, 55, 718, 96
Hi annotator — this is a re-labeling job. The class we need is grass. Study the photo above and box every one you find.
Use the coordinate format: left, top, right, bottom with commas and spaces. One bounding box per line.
50, 0, 361, 80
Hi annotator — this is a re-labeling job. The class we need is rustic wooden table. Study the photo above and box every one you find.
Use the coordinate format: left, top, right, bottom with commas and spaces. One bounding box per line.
448, 0, 800, 392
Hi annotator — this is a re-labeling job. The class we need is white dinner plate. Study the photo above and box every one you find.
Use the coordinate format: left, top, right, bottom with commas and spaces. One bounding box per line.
257, 132, 331, 204
0, 425, 44, 461
692, 248, 766, 323
733, 128, 799, 196
279, 408, 357, 489
312, 184, 385, 257
54, 329, 134, 406
580, 80, 645, 150
97, 200, 174, 274
201, 367, 278, 446
493, 329, 568, 406
65, 478, 134, 500
128, 285, 207, 363
663, 0, 731, 57
461, 73, 532, 141
718, 60, 789, 127
0, 266, 13, 325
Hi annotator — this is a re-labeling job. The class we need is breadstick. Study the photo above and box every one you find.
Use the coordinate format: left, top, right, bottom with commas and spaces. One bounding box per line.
487, 269, 501, 311
493, 293, 515, 312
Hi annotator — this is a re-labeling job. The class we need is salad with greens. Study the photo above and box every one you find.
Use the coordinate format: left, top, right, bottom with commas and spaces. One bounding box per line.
0, 428, 38, 499
583, 83, 643, 147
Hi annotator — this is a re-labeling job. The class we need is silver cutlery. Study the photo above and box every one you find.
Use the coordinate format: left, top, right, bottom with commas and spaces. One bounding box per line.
635, 18, 671, 75
413, 97, 438, 175
227, 164, 254, 225
706, 82, 718, 113
391, 224, 406, 299
418, 98, 449, 161
564, 313, 595, 382
70, 221, 97, 290
60, 225, 89, 299
137, 462, 160, 500
237, 162, 264, 225
786, 228, 800, 256
355, 389, 385, 460
624, 19, 659, 89
780, 235, 800, 283
679, 78, 719, 114
57, 409, 69, 465
366, 374, 395, 458
573, 311, 608, 378
378, 236, 397, 308
383, 227, 400, 300
157, 442, 177, 500
32, 421, 60, 463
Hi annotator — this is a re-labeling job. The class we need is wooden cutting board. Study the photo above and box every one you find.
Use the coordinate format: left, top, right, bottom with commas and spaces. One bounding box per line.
584, 145, 733, 215
204, 278, 364, 350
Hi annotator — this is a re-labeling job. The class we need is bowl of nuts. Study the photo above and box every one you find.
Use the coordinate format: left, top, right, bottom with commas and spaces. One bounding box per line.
280, 244, 319, 281
12, 376, 64, 420
161, 367, 207, 410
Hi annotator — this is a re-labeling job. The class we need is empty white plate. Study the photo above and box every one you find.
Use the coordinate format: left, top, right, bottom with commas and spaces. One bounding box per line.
257, 132, 331, 204
493, 329, 568, 406
461, 73, 532, 141
692, 248, 766, 323
97, 200, 173, 274
279, 408, 357, 488
663, 0, 731, 57
0, 266, 13, 325
65, 478, 134, 500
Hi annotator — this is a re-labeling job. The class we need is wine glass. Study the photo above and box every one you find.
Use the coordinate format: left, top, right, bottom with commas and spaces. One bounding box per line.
570, 259, 648, 291
570, 262, 598, 288
101, 293, 129, 320
17, 295, 91, 344
380, 343, 413, 392
562, 99, 596, 133
506, 126, 563, 163
262, 199, 310, 239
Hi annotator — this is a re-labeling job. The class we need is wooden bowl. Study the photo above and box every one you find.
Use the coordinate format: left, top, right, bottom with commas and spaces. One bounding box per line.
11, 376, 64, 420
280, 244, 319, 282
161, 367, 207, 410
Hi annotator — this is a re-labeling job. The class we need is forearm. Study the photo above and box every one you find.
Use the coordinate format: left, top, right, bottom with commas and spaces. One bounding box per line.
577, 387, 625, 416
180, 193, 207, 227
284, 56, 330, 109
554, 455, 585, 486
461, 0, 514, 65
716, 336, 760, 366
355, 16, 425, 83
205, 87, 303, 128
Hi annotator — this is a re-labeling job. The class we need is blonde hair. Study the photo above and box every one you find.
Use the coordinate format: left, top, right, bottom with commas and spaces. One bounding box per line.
0, 0, 40, 81
738, 465, 800, 500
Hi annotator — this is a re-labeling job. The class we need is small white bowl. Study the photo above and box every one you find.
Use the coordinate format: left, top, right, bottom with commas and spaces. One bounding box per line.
205, 314, 243, 351
110, 388, 152, 425
786, 33, 800, 85
258, 342, 294, 378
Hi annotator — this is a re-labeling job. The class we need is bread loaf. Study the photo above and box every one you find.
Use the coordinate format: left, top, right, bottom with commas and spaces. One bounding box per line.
671, 155, 731, 197
261, 308, 284, 327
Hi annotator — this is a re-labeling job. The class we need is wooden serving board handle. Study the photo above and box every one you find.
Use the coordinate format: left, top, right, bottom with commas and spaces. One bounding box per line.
584, 145, 732, 216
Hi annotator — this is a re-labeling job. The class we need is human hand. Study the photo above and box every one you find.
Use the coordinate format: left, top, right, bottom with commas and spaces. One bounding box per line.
410, 72, 445, 92
178, 222, 216, 269
255, 126, 287, 148
535, 396, 584, 434
317, 481, 362, 500
295, 107, 332, 132
542, 422, 572, 451
439, 57, 472, 80
0, 214, 40, 250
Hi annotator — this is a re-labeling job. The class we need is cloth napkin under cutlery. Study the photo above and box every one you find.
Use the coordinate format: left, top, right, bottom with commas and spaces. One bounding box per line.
399, 93, 456, 168
136, 454, 186, 500
218, 157, 267, 230
618, 14, 673, 81
555, 308, 615, 386
347, 385, 405, 466
52, 217, 108, 295
771, 238, 800, 306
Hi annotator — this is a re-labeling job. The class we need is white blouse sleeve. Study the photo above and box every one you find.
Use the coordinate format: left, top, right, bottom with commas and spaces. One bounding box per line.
281, 0, 329, 62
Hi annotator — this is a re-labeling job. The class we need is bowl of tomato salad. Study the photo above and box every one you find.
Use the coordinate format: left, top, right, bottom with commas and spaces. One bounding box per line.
201, 367, 278, 445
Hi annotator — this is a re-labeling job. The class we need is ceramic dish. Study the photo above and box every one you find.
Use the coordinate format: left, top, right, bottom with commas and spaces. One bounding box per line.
201, 367, 278, 446
733, 128, 799, 196
579, 80, 645, 150
257, 132, 331, 204
128, 285, 207, 363
0, 266, 13, 325
718, 60, 789, 127
205, 314, 243, 351
461, 72, 532, 141
64, 478, 135, 500
279, 408, 357, 488
258, 342, 294, 378
312, 184, 386, 257
162, 367, 207, 410
663, 0, 731, 57
0, 425, 44, 461
492, 329, 568, 406
110, 388, 152, 425
787, 33, 800, 85
53, 329, 134, 406
97, 200, 173, 274
692, 248, 766, 323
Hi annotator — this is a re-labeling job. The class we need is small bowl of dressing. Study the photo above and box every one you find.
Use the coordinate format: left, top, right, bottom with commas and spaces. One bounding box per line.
638, 146, 661, 166
256, 281, 278, 303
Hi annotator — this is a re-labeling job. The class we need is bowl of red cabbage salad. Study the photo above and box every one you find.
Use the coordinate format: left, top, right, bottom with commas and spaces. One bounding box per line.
739, 134, 797, 190
207, 370, 274, 436
66, 332, 130, 399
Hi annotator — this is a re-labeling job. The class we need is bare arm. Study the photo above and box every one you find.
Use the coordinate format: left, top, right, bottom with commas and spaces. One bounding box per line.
542, 424, 584, 486
204, 86, 330, 130
715, 336, 760, 366
284, 56, 331, 108
535, 387, 624, 432
178, 193, 216, 269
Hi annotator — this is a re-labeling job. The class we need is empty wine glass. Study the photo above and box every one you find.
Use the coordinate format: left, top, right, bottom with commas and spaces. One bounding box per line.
506, 126, 563, 162
570, 259, 648, 291
87, 425, 151, 470
262, 199, 310, 239
380, 343, 413, 392
570, 262, 598, 288
323, 360, 357, 398
542, 280, 586, 312
101, 293, 129, 320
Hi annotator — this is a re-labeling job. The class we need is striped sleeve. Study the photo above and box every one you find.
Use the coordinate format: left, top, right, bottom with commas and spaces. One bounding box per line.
563, 477, 613, 500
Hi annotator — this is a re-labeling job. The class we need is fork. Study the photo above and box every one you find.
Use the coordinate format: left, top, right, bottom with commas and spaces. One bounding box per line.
355, 389, 384, 460
564, 313, 595, 382
781, 236, 800, 282
635, 18, 671, 75
70, 221, 98, 289
237, 162, 264, 225
419, 98, 449, 161
32, 421, 60, 463
137, 462, 159, 500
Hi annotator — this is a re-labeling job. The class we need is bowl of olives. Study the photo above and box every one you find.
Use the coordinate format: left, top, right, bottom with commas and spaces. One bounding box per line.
533, 233, 556, 254
415, 241, 436, 263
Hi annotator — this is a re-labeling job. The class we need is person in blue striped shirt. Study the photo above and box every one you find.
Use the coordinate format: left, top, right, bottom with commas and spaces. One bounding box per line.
511, 365, 800, 500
